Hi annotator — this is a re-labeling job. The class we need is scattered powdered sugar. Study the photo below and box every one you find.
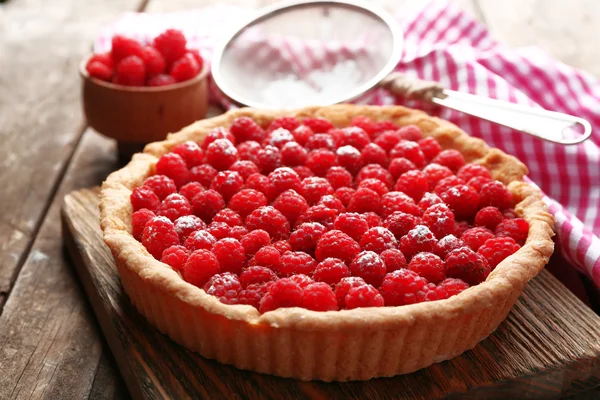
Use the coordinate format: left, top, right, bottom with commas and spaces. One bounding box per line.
269, 128, 294, 146
336, 145, 360, 156
410, 225, 434, 244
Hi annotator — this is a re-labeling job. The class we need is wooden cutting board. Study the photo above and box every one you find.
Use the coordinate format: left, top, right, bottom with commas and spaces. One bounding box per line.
61, 188, 600, 399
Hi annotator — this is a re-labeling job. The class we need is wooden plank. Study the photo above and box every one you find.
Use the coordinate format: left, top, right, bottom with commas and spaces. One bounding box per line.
62, 187, 600, 400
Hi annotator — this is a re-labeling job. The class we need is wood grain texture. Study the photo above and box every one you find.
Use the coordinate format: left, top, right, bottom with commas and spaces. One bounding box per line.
62, 188, 600, 400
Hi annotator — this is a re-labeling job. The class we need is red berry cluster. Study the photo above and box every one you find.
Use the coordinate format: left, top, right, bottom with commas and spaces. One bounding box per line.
130, 115, 529, 313
85, 29, 204, 87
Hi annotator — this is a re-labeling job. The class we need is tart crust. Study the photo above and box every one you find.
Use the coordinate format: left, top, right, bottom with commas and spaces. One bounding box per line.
100, 105, 554, 381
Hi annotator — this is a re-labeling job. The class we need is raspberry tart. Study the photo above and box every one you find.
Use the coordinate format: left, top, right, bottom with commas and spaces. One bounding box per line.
100, 105, 554, 381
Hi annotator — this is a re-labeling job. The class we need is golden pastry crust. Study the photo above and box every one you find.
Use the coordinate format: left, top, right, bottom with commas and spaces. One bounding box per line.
100, 105, 555, 381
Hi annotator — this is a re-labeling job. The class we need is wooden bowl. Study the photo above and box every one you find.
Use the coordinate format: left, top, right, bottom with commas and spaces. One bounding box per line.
80, 56, 209, 160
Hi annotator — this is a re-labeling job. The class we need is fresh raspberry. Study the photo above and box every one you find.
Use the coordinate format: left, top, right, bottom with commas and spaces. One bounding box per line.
408, 252, 445, 283
373, 130, 402, 153
255, 145, 282, 174
156, 153, 189, 187
153, 29, 187, 64
88, 52, 114, 70
349, 251, 387, 287
131, 186, 160, 212
288, 222, 326, 253
207, 222, 229, 239
182, 249, 220, 287
359, 227, 397, 254
418, 192, 444, 212
238, 282, 273, 309
187, 48, 204, 70
312, 258, 350, 285
244, 173, 273, 197
399, 225, 438, 259
265, 128, 294, 149
334, 276, 368, 308
240, 266, 278, 288
478, 236, 521, 268
363, 212, 382, 228
86, 60, 113, 81
143, 175, 177, 201
272, 240, 292, 254
396, 125, 423, 141
171, 142, 204, 168
292, 166, 314, 180
431, 149, 466, 172
436, 278, 469, 299
305, 133, 337, 152
300, 282, 338, 311
334, 126, 369, 150
380, 248, 407, 272
348, 116, 374, 137
277, 251, 317, 277
454, 221, 470, 238
440, 184, 480, 219
179, 182, 204, 202
380, 191, 420, 218
302, 117, 334, 133
461, 227, 495, 251
157, 193, 192, 222
227, 161, 258, 181
183, 229, 216, 251
434, 234, 466, 259
227, 188, 268, 218
228, 225, 248, 240
434, 176, 466, 196
457, 164, 492, 182
300, 177, 333, 205
358, 178, 388, 196
250, 246, 281, 270
360, 143, 388, 167
422, 203, 455, 239
388, 158, 417, 179
356, 164, 394, 188
389, 140, 426, 168
141, 216, 180, 259
495, 218, 529, 245
111, 35, 144, 63
345, 285, 385, 309
503, 209, 517, 219
174, 215, 206, 242
268, 167, 302, 199
280, 142, 308, 166
245, 206, 290, 240
326, 166, 353, 189
115, 55, 145, 86
479, 181, 513, 210
317, 195, 345, 213
291, 125, 314, 145
140, 46, 166, 77
444, 246, 490, 285
132, 209, 156, 241
211, 238, 246, 274
336, 145, 364, 175
475, 207, 504, 230
347, 187, 381, 214
295, 205, 338, 229
202, 127, 236, 150
394, 170, 428, 201
160, 245, 189, 271
334, 187, 355, 208
236, 140, 261, 163
212, 208, 242, 226
467, 176, 493, 193
230, 116, 266, 143
315, 230, 361, 264
331, 213, 367, 242
189, 164, 218, 188
147, 73, 176, 86
269, 190, 307, 225
268, 116, 300, 133
240, 229, 271, 256
259, 278, 303, 313
422, 163, 454, 190
379, 269, 429, 306
191, 189, 225, 222
305, 149, 338, 177
383, 211, 419, 240
210, 170, 243, 202
418, 137, 442, 160
203, 272, 241, 305
205, 139, 239, 171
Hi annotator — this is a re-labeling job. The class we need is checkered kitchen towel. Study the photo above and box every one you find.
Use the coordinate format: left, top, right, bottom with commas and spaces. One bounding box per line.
95, 0, 600, 286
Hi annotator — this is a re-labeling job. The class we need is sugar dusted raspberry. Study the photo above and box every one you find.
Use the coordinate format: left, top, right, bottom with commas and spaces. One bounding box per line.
291, 125, 314, 145
250, 246, 281, 270
256, 145, 282, 174
332, 212, 368, 242
359, 227, 397, 254
379, 269, 429, 306
380, 249, 407, 272
422, 203, 455, 239
347, 187, 381, 214
418, 192, 444, 212
303, 117, 334, 133
161, 245, 189, 271
170, 53, 200, 82
334, 187, 355, 208
381, 191, 420, 218
183, 229, 216, 251
434, 234, 466, 259
358, 178, 388, 196
202, 127, 236, 150
239, 282, 273, 309
361, 143, 388, 167
445, 246, 490, 285
182, 249, 220, 288
373, 130, 402, 153
292, 166, 314, 180
461, 227, 495, 251
132, 209, 156, 241
143, 175, 177, 201
315, 230, 361, 264
345, 285, 385, 309
111, 35, 144, 63
305, 149, 338, 177
153, 29, 187, 63
317, 195, 345, 213
271, 189, 309, 225
210, 170, 243, 202
174, 215, 206, 242
478, 236, 521, 268
205, 139, 239, 171
397, 125, 423, 141
245, 206, 290, 240
277, 251, 317, 277
432, 149, 466, 172
440, 184, 480, 219
295, 205, 338, 229
156, 153, 189, 187
356, 164, 394, 188
394, 170, 428, 201
383, 211, 419, 240
229, 160, 259, 181
191, 189, 225, 222
212, 208, 242, 226
179, 182, 204, 201
388, 158, 417, 179
418, 137, 442, 160
479, 181, 513, 210
240, 229, 271, 256
312, 258, 349, 285
349, 251, 386, 287
475, 207, 504, 230
265, 128, 294, 149
436, 278, 469, 299
334, 126, 369, 150
131, 186, 160, 212
422, 163, 454, 190
300, 177, 334, 205
244, 173, 272, 197
268, 167, 302, 199
141, 216, 180, 259
230, 116, 266, 143
305, 133, 337, 152
326, 166, 353, 189
228, 189, 268, 218
454, 221, 470, 237
211, 238, 246, 274
408, 252, 445, 283
268, 116, 300, 133
434, 176, 465, 196
236, 140, 261, 161
399, 225, 438, 259
141, 46, 166, 77
289, 222, 326, 253
495, 218, 529, 245
334, 277, 367, 308
240, 266, 278, 288
302, 282, 338, 311
157, 193, 192, 222
189, 164, 218, 188
336, 145, 363, 175
389, 140, 426, 168
272, 240, 292, 254
281, 142, 308, 166
86, 60, 113, 81
363, 212, 382, 228
457, 164, 492, 182
228, 225, 248, 240
467, 176, 493, 193
259, 278, 304, 313
203, 272, 242, 305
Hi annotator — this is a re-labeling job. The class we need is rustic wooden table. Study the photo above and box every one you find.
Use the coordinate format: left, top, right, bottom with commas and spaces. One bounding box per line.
1, 0, 599, 398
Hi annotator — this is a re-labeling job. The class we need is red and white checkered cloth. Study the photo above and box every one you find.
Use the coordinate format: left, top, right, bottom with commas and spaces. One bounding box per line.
95, 0, 600, 287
